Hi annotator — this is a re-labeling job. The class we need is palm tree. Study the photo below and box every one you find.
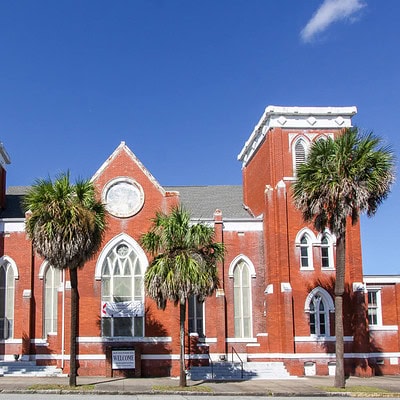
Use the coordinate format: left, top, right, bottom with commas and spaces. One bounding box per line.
24, 173, 107, 386
293, 127, 395, 388
141, 206, 224, 387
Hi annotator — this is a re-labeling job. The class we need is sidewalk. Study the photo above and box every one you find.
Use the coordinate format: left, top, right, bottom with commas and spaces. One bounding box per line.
0, 375, 399, 396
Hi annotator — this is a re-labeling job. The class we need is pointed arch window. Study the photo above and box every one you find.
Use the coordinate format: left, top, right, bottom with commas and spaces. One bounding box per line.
309, 295, 327, 336
300, 234, 313, 269
233, 260, 252, 338
305, 287, 334, 337
101, 241, 145, 337
43, 265, 61, 337
293, 139, 307, 174
0, 261, 15, 339
320, 233, 335, 269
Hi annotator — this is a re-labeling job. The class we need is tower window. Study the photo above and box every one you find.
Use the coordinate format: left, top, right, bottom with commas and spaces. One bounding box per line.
294, 139, 307, 173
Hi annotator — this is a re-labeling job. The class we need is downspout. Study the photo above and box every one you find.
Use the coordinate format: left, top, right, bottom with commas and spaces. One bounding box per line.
221, 220, 227, 356
61, 269, 66, 369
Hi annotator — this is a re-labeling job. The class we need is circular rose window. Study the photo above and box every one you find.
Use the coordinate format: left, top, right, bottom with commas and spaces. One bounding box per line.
103, 177, 144, 218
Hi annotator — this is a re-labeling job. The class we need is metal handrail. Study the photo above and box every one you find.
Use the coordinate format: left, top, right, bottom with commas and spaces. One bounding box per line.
231, 346, 243, 379
206, 351, 214, 380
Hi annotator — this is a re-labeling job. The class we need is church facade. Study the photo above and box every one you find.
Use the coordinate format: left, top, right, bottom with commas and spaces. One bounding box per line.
0, 105, 399, 378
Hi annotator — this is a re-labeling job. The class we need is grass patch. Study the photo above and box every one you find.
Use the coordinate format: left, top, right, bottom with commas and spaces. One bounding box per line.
28, 384, 95, 391
321, 385, 390, 393
152, 385, 213, 392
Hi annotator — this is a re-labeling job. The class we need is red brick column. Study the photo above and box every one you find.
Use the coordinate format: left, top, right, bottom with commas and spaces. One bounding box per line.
213, 210, 227, 356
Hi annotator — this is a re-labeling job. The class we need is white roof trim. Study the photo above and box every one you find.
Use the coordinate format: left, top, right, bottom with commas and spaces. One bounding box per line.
364, 276, 400, 284
238, 105, 357, 167
91, 141, 166, 195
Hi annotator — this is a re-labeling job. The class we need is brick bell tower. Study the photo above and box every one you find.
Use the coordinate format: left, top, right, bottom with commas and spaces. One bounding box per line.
238, 106, 364, 367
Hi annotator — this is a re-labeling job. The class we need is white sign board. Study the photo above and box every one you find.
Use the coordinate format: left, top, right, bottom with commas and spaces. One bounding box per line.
112, 350, 135, 369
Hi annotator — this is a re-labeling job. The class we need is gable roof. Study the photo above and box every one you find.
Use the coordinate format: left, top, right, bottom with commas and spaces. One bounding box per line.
0, 186, 29, 218
2, 185, 252, 220
165, 185, 252, 219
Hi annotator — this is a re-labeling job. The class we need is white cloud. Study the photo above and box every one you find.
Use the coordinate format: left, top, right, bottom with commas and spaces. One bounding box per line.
301, 0, 366, 43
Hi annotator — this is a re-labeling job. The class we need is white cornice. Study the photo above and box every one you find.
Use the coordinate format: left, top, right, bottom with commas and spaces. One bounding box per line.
238, 105, 357, 167
91, 141, 166, 195
364, 276, 400, 284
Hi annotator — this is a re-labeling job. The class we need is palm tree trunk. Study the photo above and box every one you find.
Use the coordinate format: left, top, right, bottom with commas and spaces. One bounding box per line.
69, 268, 79, 387
179, 301, 187, 387
334, 232, 346, 388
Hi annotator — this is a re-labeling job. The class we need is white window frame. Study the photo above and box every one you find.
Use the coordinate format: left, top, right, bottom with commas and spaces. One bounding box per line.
292, 136, 310, 175
230, 256, 254, 339
295, 229, 316, 270
0, 256, 18, 340
367, 288, 382, 326
97, 234, 147, 338
305, 287, 334, 337
317, 231, 335, 270
188, 295, 205, 337
42, 264, 62, 337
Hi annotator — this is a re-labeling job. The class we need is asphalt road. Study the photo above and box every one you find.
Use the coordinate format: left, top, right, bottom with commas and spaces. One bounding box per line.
0, 395, 397, 400
0, 393, 395, 400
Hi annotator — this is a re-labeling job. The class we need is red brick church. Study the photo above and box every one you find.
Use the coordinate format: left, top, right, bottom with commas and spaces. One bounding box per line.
0, 105, 399, 378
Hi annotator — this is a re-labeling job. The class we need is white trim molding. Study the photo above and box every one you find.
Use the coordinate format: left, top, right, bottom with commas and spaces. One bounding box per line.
228, 254, 256, 278
238, 105, 357, 167
95, 233, 149, 280
0, 255, 19, 280
295, 336, 354, 342
305, 287, 335, 313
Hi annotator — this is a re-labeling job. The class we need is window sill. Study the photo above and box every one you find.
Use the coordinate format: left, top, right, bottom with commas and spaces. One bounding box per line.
295, 336, 354, 342
369, 325, 398, 331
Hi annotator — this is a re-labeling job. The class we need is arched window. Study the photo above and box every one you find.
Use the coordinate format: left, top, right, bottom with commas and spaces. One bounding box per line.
320, 234, 332, 269
43, 265, 61, 336
296, 229, 316, 270
318, 232, 335, 269
233, 260, 252, 338
309, 294, 327, 336
0, 260, 15, 339
293, 138, 307, 174
300, 234, 312, 269
101, 241, 145, 337
305, 287, 334, 337
321, 235, 330, 268
295, 140, 306, 166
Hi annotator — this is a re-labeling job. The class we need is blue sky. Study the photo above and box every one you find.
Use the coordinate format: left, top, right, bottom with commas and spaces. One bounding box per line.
0, 0, 398, 275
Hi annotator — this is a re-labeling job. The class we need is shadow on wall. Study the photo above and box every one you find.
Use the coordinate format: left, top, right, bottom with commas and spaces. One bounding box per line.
96, 305, 171, 378
309, 277, 383, 377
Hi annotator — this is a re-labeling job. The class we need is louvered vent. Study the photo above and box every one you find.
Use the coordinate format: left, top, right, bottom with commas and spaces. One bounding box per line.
295, 141, 306, 171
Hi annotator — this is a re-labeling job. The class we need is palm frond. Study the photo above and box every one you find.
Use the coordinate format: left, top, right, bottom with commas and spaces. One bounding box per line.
24, 172, 108, 270
293, 127, 395, 236
141, 206, 224, 309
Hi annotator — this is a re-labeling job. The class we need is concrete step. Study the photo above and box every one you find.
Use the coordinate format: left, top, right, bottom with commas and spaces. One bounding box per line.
189, 361, 294, 381
0, 361, 66, 377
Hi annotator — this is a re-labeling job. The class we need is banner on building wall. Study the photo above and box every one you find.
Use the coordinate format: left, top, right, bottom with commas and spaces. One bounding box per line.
101, 301, 144, 317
